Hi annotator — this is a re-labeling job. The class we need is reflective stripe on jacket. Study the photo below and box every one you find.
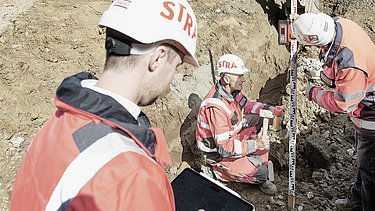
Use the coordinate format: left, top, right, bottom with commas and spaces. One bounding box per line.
10, 72, 174, 211
196, 83, 266, 158
310, 18, 375, 129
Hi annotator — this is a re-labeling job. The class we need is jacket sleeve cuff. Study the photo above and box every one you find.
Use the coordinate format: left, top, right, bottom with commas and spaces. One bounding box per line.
311, 86, 325, 104
306, 86, 316, 101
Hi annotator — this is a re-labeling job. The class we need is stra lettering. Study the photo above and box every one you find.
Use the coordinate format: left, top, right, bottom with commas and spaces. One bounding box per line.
218, 61, 238, 69
160, 1, 197, 39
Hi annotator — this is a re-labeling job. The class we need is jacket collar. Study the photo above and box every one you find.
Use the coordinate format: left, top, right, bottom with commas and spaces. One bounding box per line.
81, 79, 141, 119
56, 72, 156, 155
215, 81, 235, 102
324, 17, 343, 68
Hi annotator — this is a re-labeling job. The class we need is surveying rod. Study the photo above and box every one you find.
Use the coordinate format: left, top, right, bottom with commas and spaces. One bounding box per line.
288, 0, 298, 210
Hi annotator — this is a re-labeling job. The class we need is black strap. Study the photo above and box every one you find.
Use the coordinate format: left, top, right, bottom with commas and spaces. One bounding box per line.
105, 37, 132, 56
238, 95, 248, 110
308, 86, 316, 100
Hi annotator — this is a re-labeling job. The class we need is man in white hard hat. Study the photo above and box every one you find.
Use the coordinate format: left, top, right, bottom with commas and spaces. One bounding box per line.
195, 54, 278, 195
10, 0, 198, 210
292, 12, 375, 210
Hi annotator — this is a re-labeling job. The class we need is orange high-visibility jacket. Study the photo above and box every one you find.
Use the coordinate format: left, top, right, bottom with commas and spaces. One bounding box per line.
310, 18, 375, 130
10, 72, 174, 211
196, 83, 267, 158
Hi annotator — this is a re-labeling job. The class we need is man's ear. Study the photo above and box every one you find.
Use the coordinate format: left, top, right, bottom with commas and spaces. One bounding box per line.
149, 45, 168, 72
222, 74, 230, 84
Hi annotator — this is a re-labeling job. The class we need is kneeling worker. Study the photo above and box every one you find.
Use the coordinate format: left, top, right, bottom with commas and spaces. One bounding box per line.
195, 54, 277, 195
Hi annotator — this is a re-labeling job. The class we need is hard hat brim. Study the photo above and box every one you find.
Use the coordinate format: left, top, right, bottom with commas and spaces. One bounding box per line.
217, 68, 249, 75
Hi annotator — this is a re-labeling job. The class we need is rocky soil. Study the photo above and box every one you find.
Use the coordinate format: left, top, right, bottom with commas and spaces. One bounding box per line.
0, 0, 374, 210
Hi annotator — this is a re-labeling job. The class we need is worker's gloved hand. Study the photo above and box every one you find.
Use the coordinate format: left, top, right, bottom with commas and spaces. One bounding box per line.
254, 133, 270, 150
305, 85, 316, 101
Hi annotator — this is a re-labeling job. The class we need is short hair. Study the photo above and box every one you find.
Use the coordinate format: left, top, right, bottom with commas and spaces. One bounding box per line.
104, 54, 141, 72
103, 28, 180, 72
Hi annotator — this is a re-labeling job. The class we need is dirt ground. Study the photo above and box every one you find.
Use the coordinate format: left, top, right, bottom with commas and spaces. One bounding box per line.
0, 0, 374, 210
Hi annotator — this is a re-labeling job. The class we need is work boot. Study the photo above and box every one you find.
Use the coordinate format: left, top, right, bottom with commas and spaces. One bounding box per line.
259, 180, 277, 195
335, 195, 362, 211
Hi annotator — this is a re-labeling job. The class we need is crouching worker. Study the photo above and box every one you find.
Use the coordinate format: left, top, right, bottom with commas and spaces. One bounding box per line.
195, 54, 277, 195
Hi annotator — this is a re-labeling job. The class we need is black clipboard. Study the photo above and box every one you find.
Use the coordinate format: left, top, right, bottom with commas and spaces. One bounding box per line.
171, 168, 255, 211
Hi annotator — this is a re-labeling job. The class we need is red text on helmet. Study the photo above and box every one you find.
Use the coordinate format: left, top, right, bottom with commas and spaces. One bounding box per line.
218, 61, 238, 69
113, 0, 131, 8
160, 1, 197, 40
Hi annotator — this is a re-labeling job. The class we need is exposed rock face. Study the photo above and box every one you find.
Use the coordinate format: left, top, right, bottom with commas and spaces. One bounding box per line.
305, 134, 332, 170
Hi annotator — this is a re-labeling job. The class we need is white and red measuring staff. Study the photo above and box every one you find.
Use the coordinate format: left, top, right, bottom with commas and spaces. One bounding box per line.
288, 0, 298, 209
279, 0, 319, 209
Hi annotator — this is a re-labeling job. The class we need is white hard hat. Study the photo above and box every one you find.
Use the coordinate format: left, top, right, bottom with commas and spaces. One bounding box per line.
216, 54, 249, 75
292, 13, 335, 46
99, 0, 199, 66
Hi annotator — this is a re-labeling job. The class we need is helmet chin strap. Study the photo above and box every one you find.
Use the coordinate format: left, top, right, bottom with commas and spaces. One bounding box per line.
320, 40, 335, 63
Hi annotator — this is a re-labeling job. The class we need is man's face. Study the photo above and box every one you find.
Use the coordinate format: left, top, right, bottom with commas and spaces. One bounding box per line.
225, 73, 245, 91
